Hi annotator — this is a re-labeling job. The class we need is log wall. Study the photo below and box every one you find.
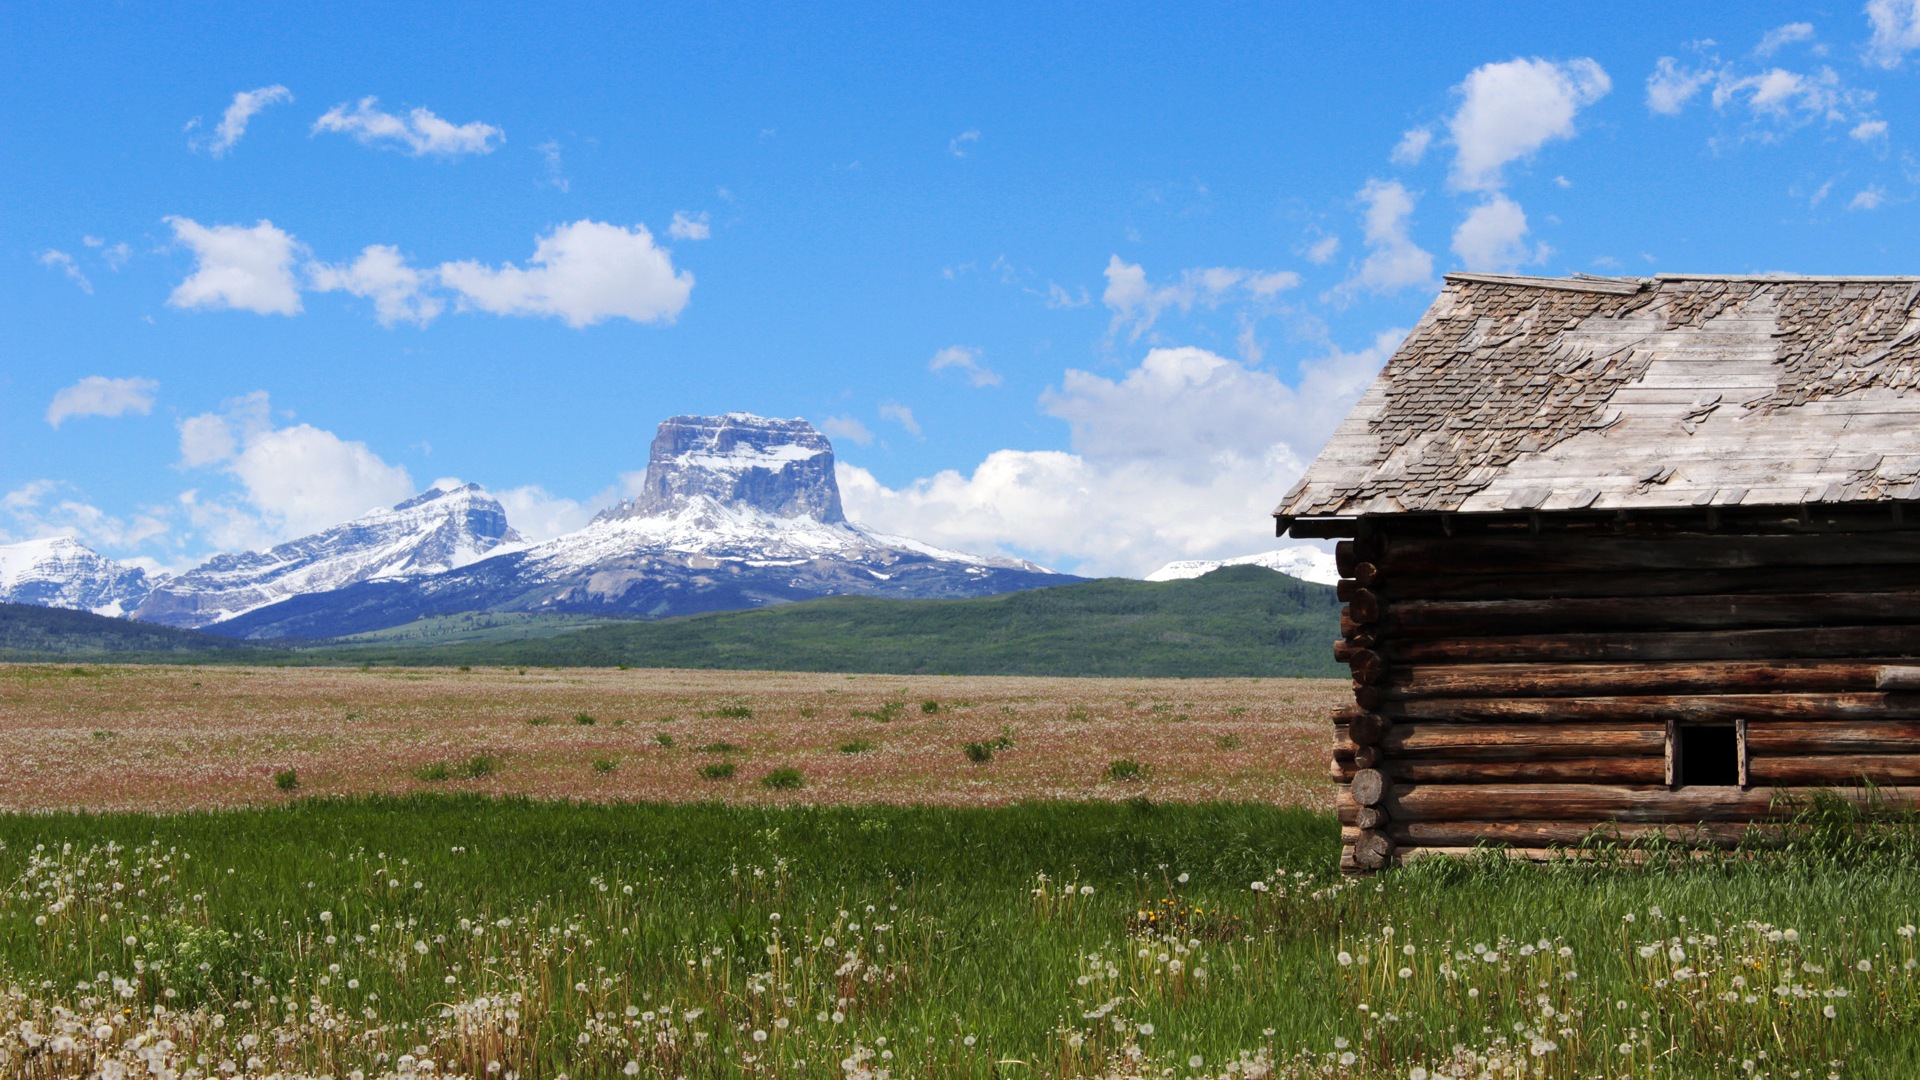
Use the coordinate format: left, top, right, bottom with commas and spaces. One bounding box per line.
1328, 513, 1920, 872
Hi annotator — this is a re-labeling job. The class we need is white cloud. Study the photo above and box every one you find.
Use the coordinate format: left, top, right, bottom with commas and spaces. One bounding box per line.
1850, 186, 1888, 210
1452, 194, 1549, 272
878, 402, 922, 438
1852, 118, 1890, 140
195, 85, 292, 158
1, 481, 168, 552
313, 97, 503, 156
1391, 126, 1433, 165
308, 244, 443, 327
1756, 22, 1816, 56
1102, 257, 1301, 341
1647, 56, 1715, 115
1448, 57, 1611, 191
929, 345, 1002, 388
668, 211, 711, 241
84, 236, 132, 270
437, 220, 693, 328
538, 140, 569, 192
46, 376, 159, 428
949, 129, 981, 157
492, 484, 591, 542
176, 391, 415, 544
164, 216, 304, 316
818, 415, 874, 447
1334, 180, 1434, 297
840, 333, 1402, 576
39, 250, 91, 293
1304, 235, 1340, 265
1045, 282, 1091, 308
1867, 0, 1920, 68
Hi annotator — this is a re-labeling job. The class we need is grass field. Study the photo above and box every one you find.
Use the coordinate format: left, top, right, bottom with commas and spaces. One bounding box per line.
0, 665, 1346, 811
1, 798, 1918, 1078
6, 663, 1920, 1077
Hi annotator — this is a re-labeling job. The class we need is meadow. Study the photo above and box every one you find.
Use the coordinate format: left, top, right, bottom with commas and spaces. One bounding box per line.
0, 665, 1345, 811
5, 664, 1920, 1077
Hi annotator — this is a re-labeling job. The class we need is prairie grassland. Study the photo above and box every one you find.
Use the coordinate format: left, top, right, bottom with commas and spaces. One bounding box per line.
0, 799, 1918, 1079
0, 664, 1346, 811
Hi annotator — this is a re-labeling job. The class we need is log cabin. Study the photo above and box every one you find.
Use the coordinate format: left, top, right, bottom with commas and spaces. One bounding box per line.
1274, 272, 1920, 872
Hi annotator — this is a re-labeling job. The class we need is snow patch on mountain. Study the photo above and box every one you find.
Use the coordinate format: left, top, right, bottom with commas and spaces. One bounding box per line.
0, 536, 153, 616
136, 483, 523, 628
1144, 545, 1337, 585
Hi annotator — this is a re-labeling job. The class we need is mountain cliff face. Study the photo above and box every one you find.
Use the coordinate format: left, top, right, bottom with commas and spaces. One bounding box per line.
213, 414, 1074, 639
0, 537, 152, 616
137, 484, 523, 629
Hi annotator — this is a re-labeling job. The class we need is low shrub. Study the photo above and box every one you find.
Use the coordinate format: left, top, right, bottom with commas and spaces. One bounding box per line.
761, 767, 804, 790
698, 761, 737, 780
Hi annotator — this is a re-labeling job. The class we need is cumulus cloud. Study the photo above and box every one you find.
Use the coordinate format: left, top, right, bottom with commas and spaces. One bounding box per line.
1, 480, 168, 552
1647, 48, 1879, 140
1391, 127, 1433, 165
818, 416, 874, 448
437, 220, 693, 328
1102, 257, 1301, 342
878, 402, 922, 438
1448, 58, 1610, 192
1867, 0, 1920, 68
1647, 56, 1715, 115
46, 376, 159, 428
164, 217, 304, 316
313, 97, 503, 156
840, 333, 1402, 576
307, 244, 442, 327
928, 346, 1001, 388
1452, 194, 1549, 272
1334, 180, 1434, 298
492, 484, 591, 542
175, 391, 415, 544
667, 211, 711, 241
39, 250, 91, 293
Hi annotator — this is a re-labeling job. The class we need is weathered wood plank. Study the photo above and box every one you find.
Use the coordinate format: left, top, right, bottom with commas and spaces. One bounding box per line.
1748, 754, 1920, 785
1334, 757, 1667, 784
1379, 533, 1920, 576
1338, 783, 1920, 823
1333, 721, 1663, 760
1372, 693, 1920, 724
1382, 591, 1920, 639
1385, 660, 1886, 700
1385, 624, 1920, 665
1745, 721, 1920, 754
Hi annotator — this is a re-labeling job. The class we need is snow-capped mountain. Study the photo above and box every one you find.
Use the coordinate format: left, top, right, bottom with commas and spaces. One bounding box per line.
136, 483, 523, 629
0, 536, 152, 616
211, 413, 1074, 639
1145, 545, 1338, 586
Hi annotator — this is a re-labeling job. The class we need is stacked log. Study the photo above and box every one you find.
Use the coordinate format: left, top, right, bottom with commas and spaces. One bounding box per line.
1327, 521, 1920, 873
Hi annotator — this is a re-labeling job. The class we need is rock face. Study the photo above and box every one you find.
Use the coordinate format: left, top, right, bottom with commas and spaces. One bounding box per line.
137, 484, 523, 629
1145, 546, 1339, 586
0, 537, 152, 616
603, 413, 847, 523
212, 414, 1076, 639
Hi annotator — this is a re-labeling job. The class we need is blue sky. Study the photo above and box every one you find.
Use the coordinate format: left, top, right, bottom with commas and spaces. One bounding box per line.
7, 3, 1920, 576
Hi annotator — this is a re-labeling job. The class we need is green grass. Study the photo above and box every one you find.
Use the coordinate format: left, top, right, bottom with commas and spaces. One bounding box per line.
0, 798, 1918, 1076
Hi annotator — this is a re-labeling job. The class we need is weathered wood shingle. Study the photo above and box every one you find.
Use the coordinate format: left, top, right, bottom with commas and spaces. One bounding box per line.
1278, 273, 1920, 519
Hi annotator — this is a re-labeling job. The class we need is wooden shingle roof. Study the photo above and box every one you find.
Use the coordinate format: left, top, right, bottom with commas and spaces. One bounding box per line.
1277, 272, 1920, 522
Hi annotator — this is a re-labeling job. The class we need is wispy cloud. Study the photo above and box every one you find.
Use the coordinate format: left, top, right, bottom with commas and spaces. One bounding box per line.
39, 250, 91, 293
668, 211, 711, 241
949, 129, 981, 157
46, 376, 158, 427
313, 97, 503, 156
928, 346, 1002, 388
189, 85, 292, 158
878, 402, 922, 438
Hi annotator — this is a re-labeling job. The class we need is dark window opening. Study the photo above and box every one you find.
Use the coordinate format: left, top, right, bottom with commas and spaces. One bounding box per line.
1676, 724, 1740, 786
